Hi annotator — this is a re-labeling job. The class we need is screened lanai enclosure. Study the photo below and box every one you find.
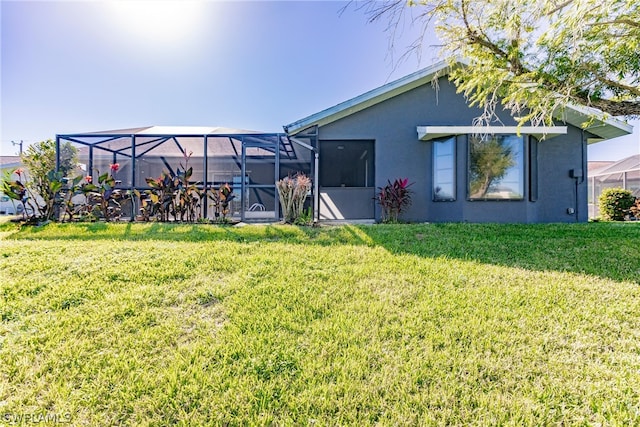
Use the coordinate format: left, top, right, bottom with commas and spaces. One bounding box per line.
588, 154, 640, 218
56, 126, 316, 222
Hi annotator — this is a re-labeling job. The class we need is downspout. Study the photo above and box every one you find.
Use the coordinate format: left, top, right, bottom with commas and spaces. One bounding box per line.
575, 129, 587, 222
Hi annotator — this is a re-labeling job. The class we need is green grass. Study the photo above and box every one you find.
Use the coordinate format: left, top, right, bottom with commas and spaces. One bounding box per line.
1, 221, 639, 425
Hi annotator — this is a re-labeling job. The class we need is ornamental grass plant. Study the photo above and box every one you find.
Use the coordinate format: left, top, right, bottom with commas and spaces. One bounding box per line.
277, 173, 311, 224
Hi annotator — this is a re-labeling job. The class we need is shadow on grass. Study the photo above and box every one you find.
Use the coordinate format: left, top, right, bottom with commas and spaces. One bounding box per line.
1, 221, 333, 244
3, 221, 639, 284
357, 222, 640, 285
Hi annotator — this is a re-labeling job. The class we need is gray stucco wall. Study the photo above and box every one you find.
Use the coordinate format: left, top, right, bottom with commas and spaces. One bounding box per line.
316, 77, 588, 223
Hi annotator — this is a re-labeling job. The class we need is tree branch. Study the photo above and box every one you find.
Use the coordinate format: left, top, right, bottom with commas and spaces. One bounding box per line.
577, 98, 640, 116
546, 0, 575, 15
594, 75, 640, 97
590, 18, 640, 29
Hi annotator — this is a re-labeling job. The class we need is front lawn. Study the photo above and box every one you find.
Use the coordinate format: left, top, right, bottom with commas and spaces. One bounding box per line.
1, 222, 639, 425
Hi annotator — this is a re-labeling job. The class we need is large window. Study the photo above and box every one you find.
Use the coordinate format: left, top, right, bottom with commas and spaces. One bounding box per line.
468, 135, 524, 200
433, 136, 456, 201
319, 140, 374, 187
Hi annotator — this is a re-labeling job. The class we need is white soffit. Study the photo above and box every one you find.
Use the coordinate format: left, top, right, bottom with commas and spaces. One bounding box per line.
417, 126, 568, 141
559, 104, 634, 142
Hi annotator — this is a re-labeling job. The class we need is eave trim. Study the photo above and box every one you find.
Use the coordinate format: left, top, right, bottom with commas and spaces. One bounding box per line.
417, 126, 568, 141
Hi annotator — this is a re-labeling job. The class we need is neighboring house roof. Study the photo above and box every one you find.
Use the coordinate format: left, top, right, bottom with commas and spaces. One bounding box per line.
0, 156, 22, 170
590, 154, 640, 176
283, 59, 633, 142
588, 161, 615, 175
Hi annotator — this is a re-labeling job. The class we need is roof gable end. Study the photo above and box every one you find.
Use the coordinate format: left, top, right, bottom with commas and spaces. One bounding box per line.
283, 59, 633, 142
284, 60, 453, 135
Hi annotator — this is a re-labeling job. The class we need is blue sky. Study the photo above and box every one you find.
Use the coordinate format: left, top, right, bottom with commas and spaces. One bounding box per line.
1, 0, 638, 162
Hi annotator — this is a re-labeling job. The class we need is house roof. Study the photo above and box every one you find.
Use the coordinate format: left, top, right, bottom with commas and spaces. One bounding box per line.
590, 154, 640, 176
0, 156, 22, 169
58, 126, 297, 159
60, 125, 265, 137
588, 161, 615, 174
283, 59, 633, 142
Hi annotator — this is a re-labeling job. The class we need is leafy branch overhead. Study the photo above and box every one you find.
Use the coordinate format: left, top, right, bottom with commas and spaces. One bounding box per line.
360, 0, 639, 126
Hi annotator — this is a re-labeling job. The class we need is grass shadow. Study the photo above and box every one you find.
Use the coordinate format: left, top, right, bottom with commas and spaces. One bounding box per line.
356, 222, 640, 284
2, 220, 638, 283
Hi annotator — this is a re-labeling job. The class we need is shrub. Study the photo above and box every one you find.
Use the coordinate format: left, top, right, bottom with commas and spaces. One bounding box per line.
1, 168, 32, 220
174, 152, 202, 222
294, 206, 313, 226
80, 164, 129, 221
20, 139, 78, 221
598, 188, 635, 221
277, 173, 311, 224
375, 178, 413, 223
208, 183, 235, 222
1, 167, 67, 223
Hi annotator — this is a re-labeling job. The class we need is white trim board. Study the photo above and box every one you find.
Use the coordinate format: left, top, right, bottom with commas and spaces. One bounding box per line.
417, 126, 568, 141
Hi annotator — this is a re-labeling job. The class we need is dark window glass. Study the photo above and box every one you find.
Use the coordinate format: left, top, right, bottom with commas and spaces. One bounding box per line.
319, 140, 374, 187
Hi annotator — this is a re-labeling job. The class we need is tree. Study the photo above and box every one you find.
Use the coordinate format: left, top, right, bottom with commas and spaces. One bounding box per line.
21, 139, 77, 179
358, 0, 640, 127
19, 139, 78, 220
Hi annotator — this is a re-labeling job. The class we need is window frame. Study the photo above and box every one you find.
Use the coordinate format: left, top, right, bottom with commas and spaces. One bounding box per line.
467, 134, 525, 201
318, 140, 375, 188
432, 136, 457, 202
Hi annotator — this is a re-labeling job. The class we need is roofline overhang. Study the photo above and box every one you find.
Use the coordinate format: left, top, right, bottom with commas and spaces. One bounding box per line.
417, 126, 568, 141
557, 103, 634, 142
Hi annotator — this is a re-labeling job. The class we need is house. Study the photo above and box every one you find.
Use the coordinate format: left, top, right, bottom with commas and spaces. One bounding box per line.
56, 61, 633, 223
0, 156, 22, 177
0, 156, 24, 215
284, 60, 633, 223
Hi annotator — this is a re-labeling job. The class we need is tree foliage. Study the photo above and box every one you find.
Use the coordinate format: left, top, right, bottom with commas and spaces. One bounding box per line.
21, 139, 77, 180
17, 140, 78, 221
359, 0, 640, 127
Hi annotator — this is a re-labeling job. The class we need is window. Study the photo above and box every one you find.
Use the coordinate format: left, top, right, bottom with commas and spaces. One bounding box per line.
319, 140, 374, 187
468, 135, 524, 200
433, 137, 456, 201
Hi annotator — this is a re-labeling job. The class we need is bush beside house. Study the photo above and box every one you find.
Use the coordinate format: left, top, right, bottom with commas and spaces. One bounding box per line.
598, 188, 636, 221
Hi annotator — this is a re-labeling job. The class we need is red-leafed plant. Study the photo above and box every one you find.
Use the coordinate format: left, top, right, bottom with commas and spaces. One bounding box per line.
375, 178, 413, 223
80, 163, 128, 221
